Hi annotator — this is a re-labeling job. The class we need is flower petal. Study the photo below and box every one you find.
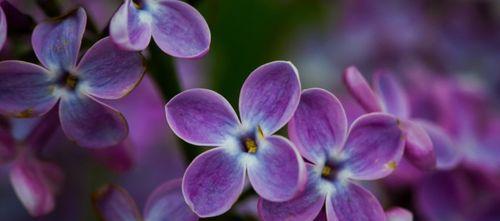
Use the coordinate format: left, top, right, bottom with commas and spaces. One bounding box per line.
247, 135, 306, 202
0, 61, 58, 118
59, 94, 128, 148
77, 37, 145, 100
372, 71, 410, 118
343, 113, 405, 180
110, 0, 152, 51
150, 0, 210, 58
165, 89, 239, 146
92, 184, 142, 221
0, 6, 6, 50
386, 207, 413, 221
32, 8, 86, 71
343, 66, 382, 113
419, 121, 462, 170
288, 88, 348, 164
182, 147, 245, 217
144, 179, 198, 221
239, 61, 301, 135
0, 118, 15, 164
401, 120, 436, 170
91, 139, 135, 172
326, 182, 385, 221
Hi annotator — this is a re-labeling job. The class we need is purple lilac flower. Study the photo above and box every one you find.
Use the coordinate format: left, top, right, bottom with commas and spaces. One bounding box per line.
258, 88, 405, 221
386, 207, 413, 221
0, 8, 145, 148
0, 4, 6, 50
165, 61, 306, 217
110, 0, 210, 58
93, 179, 198, 221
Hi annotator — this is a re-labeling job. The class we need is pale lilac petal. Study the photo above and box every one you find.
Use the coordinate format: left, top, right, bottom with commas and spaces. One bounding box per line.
343, 66, 382, 113
386, 207, 413, 221
0, 118, 15, 164
326, 182, 385, 221
0, 61, 58, 117
372, 71, 410, 118
343, 113, 405, 180
32, 8, 86, 71
247, 135, 306, 202
288, 88, 348, 164
59, 94, 128, 148
165, 89, 239, 146
239, 61, 301, 135
401, 120, 436, 170
419, 121, 462, 170
182, 148, 245, 217
91, 139, 135, 172
110, 0, 152, 51
144, 179, 198, 221
150, 0, 210, 58
0, 6, 6, 50
77, 37, 145, 99
92, 184, 142, 221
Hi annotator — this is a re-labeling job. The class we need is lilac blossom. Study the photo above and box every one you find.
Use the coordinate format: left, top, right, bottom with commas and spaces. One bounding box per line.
165, 61, 306, 217
386, 207, 413, 221
110, 0, 210, 58
0, 8, 145, 148
259, 88, 405, 221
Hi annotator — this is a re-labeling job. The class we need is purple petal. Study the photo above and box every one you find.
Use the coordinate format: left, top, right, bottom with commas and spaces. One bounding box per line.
247, 135, 306, 202
343, 113, 405, 180
32, 8, 86, 71
239, 61, 301, 135
401, 120, 436, 170
372, 71, 410, 118
343, 66, 383, 113
419, 121, 462, 170
0, 61, 58, 118
150, 0, 210, 58
326, 182, 385, 221
165, 89, 239, 146
386, 207, 413, 221
92, 184, 142, 221
288, 88, 348, 164
0, 6, 6, 50
59, 94, 128, 148
110, 0, 152, 51
144, 179, 198, 221
0, 118, 15, 164
77, 37, 145, 99
182, 147, 245, 217
91, 139, 135, 172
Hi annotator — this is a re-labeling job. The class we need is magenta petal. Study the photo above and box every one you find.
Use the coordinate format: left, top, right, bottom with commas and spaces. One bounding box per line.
0, 61, 58, 118
59, 94, 128, 148
386, 207, 413, 221
372, 71, 410, 118
183, 148, 245, 217
110, 0, 152, 51
343, 66, 382, 113
165, 89, 239, 146
401, 120, 436, 170
326, 182, 385, 221
150, 0, 210, 58
239, 61, 301, 135
92, 184, 142, 221
144, 179, 198, 221
419, 121, 462, 170
288, 88, 348, 164
343, 113, 405, 180
77, 37, 145, 99
0, 6, 6, 50
247, 135, 306, 202
32, 8, 86, 71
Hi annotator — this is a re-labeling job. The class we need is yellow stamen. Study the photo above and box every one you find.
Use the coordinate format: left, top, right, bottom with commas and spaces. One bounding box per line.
16, 109, 33, 118
245, 138, 257, 153
257, 126, 264, 139
65, 74, 78, 89
321, 166, 332, 177
386, 161, 397, 170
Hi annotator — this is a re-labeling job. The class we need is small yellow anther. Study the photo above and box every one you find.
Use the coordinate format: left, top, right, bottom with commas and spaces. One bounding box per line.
245, 138, 257, 153
386, 161, 397, 170
257, 126, 264, 139
321, 166, 332, 177
16, 109, 33, 118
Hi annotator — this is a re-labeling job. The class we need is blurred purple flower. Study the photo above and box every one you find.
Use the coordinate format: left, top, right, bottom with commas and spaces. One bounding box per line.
110, 0, 210, 58
258, 88, 404, 221
165, 61, 306, 217
386, 207, 413, 221
0, 8, 145, 148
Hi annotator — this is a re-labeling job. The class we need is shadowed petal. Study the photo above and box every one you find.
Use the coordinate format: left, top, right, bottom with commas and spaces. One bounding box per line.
419, 121, 462, 170
165, 89, 239, 146
0, 61, 58, 117
0, 6, 6, 50
373, 71, 410, 118
247, 135, 306, 202
150, 0, 210, 58
92, 184, 142, 221
386, 207, 413, 221
343, 113, 405, 180
77, 37, 145, 99
110, 0, 152, 51
59, 94, 128, 148
288, 88, 348, 164
183, 148, 245, 217
32, 8, 86, 71
343, 66, 382, 113
239, 61, 301, 135
91, 139, 135, 172
144, 179, 198, 221
326, 182, 385, 221
401, 120, 436, 170
0, 118, 15, 164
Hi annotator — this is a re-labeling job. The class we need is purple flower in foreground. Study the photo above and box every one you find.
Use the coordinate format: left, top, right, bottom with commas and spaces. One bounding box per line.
110, 0, 210, 58
0, 8, 145, 148
259, 88, 405, 221
386, 207, 413, 221
165, 61, 305, 217
0, 5, 6, 50
93, 179, 198, 221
